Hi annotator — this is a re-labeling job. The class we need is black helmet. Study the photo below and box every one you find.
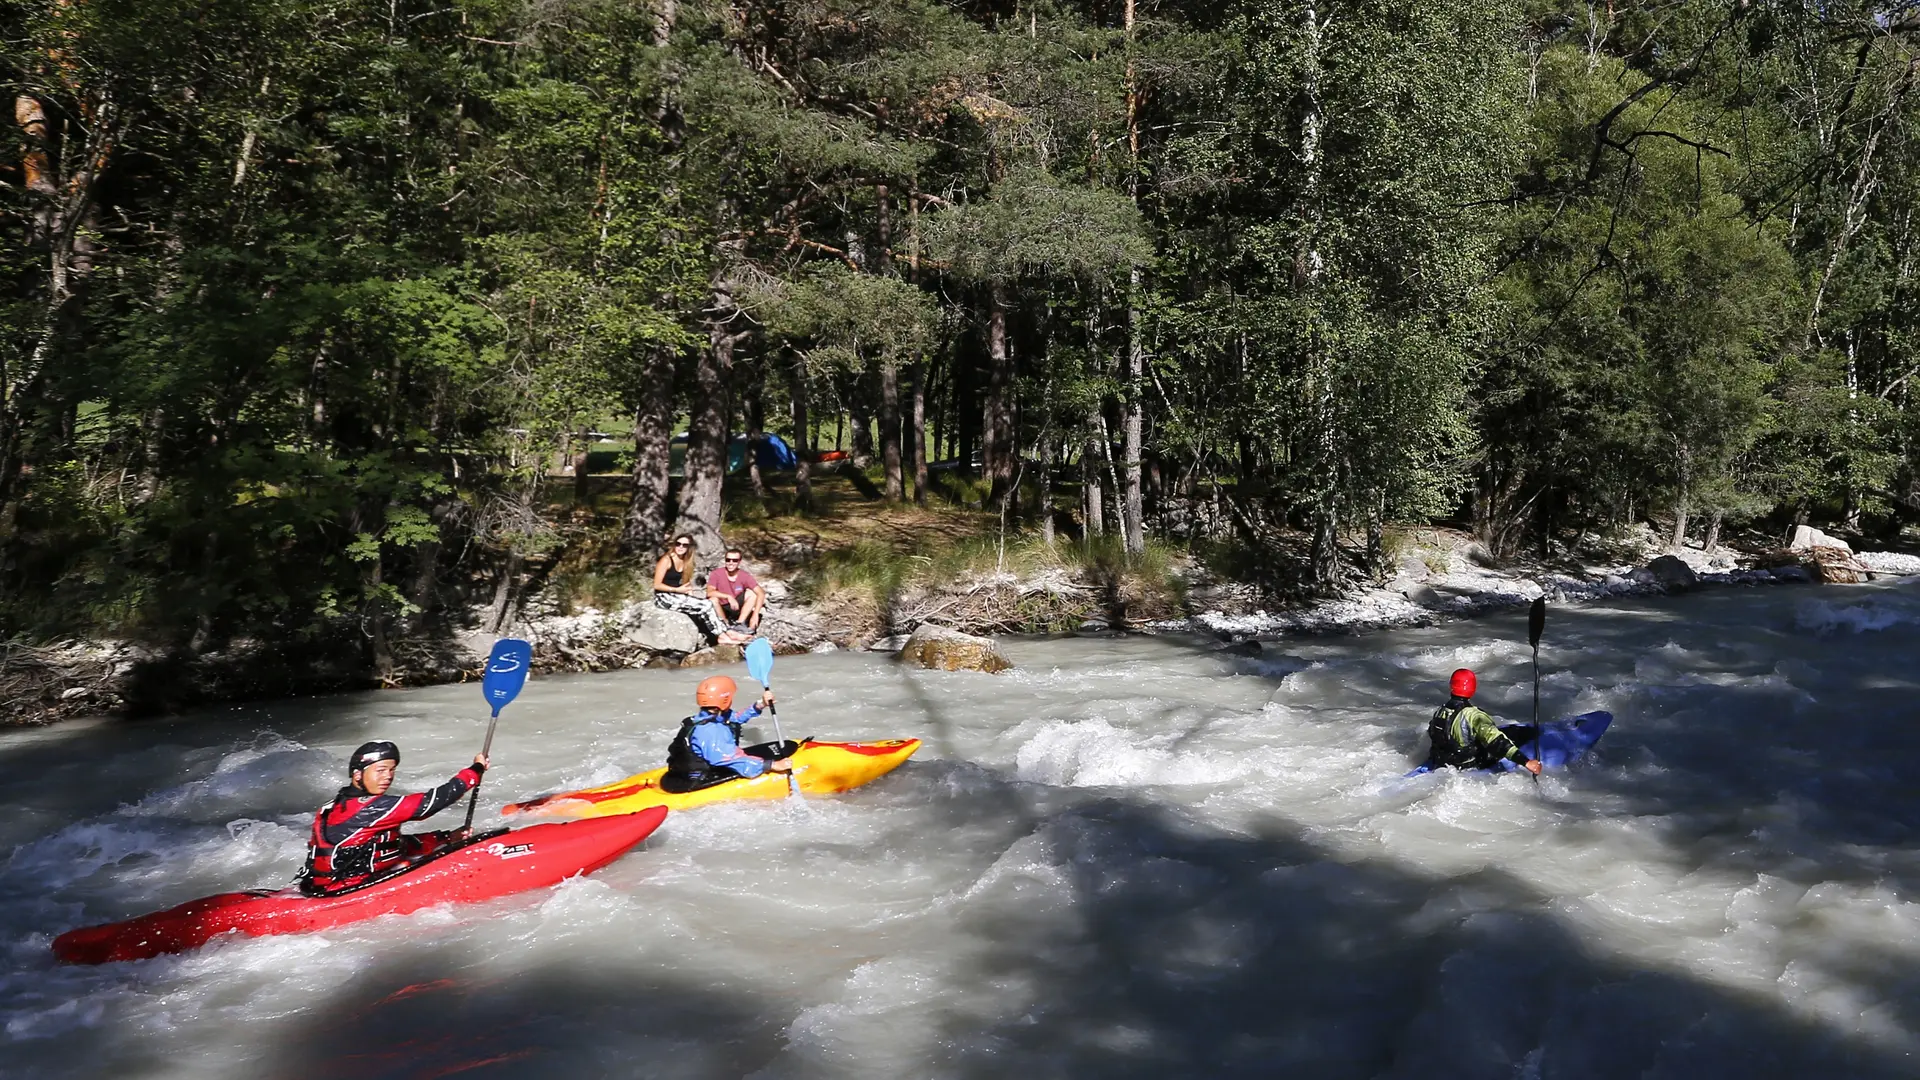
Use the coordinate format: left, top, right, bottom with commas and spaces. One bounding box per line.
348, 741, 401, 776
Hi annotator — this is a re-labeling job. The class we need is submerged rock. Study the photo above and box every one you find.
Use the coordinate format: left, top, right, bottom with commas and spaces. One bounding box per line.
898, 624, 1012, 673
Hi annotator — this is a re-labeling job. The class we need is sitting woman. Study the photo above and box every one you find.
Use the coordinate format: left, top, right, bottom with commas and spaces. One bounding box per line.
652, 534, 724, 639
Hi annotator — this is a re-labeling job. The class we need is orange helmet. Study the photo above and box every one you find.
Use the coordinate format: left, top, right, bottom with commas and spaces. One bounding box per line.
695, 676, 736, 709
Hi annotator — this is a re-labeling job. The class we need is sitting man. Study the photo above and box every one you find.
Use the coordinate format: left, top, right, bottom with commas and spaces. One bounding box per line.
661, 676, 795, 794
1424, 668, 1543, 775
301, 741, 489, 896
706, 547, 767, 643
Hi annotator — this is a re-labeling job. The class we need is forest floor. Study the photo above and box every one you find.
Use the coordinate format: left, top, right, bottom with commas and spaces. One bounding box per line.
9, 464, 1920, 726
516, 465, 1920, 665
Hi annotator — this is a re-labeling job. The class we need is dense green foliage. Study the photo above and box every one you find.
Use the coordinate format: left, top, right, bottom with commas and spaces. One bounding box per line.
4, 0, 1918, 669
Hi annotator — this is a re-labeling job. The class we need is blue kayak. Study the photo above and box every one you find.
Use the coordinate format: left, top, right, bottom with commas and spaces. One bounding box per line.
1406, 710, 1612, 777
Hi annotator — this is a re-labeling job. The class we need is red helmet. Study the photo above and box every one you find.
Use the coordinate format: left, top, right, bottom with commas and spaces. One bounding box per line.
695, 676, 736, 709
1449, 668, 1477, 698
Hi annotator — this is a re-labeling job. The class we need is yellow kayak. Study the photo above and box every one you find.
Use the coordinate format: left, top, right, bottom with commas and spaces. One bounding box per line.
500, 739, 921, 820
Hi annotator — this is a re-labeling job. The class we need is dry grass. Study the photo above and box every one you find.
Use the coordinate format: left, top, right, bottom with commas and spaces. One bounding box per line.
791, 532, 1189, 639
545, 469, 1191, 639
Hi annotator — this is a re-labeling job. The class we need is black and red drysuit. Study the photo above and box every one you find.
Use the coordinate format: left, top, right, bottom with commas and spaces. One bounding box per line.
300, 763, 483, 896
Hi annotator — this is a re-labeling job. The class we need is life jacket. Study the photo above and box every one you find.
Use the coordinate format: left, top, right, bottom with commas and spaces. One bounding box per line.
1426, 699, 1494, 769
300, 791, 416, 895
665, 710, 746, 787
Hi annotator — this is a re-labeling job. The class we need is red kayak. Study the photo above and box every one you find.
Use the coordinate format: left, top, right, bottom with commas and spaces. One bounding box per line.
52, 806, 668, 965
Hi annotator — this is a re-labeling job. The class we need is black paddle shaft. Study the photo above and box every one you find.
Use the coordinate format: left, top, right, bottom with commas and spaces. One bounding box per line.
1528, 597, 1546, 783
461, 715, 500, 832
1528, 597, 1545, 723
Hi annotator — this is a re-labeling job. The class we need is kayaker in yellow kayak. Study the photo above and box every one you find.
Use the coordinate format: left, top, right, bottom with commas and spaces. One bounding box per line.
661, 676, 796, 794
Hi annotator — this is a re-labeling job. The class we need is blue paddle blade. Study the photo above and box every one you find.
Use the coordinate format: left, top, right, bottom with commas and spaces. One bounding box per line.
745, 637, 775, 687
481, 639, 533, 716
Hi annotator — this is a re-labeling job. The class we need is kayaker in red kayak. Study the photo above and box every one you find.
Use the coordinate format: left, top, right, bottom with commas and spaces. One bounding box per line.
660, 676, 794, 793
300, 741, 491, 896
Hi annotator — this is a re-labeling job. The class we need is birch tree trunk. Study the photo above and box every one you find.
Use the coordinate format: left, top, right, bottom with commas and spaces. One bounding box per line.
1123, 269, 1146, 555
909, 360, 929, 505
1120, 0, 1147, 555
1296, 0, 1341, 590
1083, 422, 1107, 539
790, 353, 814, 512
982, 282, 1017, 503
880, 362, 904, 501
1038, 433, 1055, 544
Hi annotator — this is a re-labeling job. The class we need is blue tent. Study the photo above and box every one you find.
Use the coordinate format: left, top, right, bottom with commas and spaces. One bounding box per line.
670, 432, 799, 473
729, 433, 798, 473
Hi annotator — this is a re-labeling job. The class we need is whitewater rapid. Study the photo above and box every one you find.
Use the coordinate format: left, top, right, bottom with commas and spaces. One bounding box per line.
4, 582, 1919, 1078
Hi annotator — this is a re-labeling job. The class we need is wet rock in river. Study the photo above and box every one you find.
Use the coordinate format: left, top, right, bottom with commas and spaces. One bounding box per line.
898, 624, 1012, 674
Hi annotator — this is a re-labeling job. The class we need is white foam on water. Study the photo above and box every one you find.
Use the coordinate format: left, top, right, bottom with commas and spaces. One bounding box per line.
1794, 594, 1920, 635
6, 582, 1920, 1076
1013, 716, 1252, 787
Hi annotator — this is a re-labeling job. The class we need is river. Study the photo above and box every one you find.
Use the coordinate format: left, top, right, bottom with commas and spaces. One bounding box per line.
3, 581, 1918, 1078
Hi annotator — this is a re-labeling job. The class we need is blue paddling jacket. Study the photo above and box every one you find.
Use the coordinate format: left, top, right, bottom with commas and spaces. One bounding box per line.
665, 703, 769, 783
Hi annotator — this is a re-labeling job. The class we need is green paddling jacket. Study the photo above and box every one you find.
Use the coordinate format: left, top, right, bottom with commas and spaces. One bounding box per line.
1426, 697, 1529, 770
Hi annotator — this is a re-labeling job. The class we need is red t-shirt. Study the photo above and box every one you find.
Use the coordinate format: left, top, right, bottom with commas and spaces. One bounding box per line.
708, 567, 760, 601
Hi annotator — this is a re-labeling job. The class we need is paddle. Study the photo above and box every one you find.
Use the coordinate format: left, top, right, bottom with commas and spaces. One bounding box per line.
463, 638, 533, 831
743, 636, 796, 795
1527, 597, 1546, 786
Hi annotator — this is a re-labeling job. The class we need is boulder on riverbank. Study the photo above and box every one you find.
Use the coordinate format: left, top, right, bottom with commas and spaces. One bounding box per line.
679, 643, 745, 668
1788, 525, 1851, 553
898, 624, 1012, 673
624, 605, 706, 654
1646, 555, 1699, 590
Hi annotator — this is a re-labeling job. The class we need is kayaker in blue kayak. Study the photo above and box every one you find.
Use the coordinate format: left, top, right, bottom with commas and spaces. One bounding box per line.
1425, 669, 1543, 775
300, 741, 491, 896
661, 676, 794, 793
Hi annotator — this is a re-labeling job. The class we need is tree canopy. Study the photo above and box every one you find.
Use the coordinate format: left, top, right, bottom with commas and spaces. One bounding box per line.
5, 0, 1919, 671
